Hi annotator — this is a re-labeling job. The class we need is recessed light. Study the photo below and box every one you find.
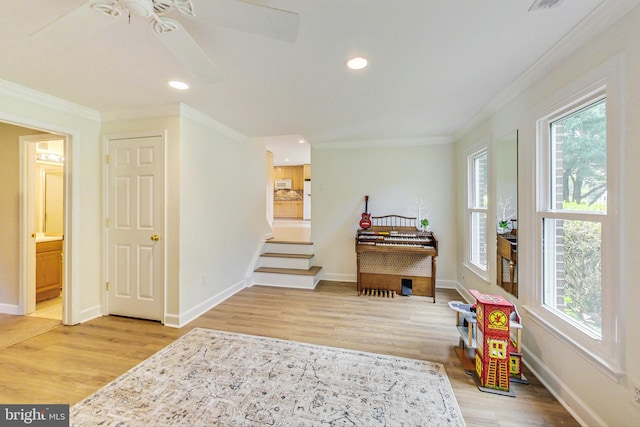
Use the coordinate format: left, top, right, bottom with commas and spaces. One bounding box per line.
299, 140, 305, 144
346, 57, 368, 70
168, 80, 189, 90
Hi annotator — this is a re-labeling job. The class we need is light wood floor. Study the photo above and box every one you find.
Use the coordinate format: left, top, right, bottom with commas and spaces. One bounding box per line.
272, 218, 311, 242
30, 295, 63, 321
0, 313, 61, 349
0, 282, 579, 427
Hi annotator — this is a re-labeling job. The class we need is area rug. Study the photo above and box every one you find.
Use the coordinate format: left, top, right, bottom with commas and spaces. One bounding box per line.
71, 328, 466, 426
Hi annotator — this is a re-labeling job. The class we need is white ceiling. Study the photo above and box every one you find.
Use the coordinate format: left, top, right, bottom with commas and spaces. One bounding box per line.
0, 0, 623, 160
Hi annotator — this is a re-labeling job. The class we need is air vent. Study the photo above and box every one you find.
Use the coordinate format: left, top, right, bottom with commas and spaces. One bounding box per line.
153, 0, 173, 14
529, 0, 564, 11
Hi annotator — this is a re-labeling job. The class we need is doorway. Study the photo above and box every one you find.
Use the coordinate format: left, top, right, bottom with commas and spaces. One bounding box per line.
264, 135, 311, 243
0, 116, 77, 327
105, 134, 165, 322
22, 134, 66, 321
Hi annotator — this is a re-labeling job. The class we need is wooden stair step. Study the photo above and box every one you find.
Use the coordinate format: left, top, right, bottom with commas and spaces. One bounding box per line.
254, 266, 322, 276
260, 252, 313, 259
266, 240, 314, 245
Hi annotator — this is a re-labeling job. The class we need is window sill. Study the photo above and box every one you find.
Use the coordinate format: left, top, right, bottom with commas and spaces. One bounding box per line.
523, 304, 624, 382
462, 262, 490, 284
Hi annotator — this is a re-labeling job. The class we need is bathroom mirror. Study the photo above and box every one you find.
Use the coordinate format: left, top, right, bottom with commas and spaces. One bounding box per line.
496, 130, 518, 296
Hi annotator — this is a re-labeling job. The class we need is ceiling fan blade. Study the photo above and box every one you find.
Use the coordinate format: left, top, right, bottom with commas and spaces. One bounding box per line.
154, 19, 223, 84
29, 2, 117, 43
212, 0, 300, 43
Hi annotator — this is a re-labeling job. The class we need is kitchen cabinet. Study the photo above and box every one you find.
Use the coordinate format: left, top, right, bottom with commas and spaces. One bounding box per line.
36, 239, 63, 302
274, 166, 304, 190
274, 200, 303, 218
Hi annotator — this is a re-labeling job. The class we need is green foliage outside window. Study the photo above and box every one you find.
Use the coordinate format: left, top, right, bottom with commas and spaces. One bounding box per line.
558, 100, 607, 207
561, 219, 602, 333
547, 98, 606, 336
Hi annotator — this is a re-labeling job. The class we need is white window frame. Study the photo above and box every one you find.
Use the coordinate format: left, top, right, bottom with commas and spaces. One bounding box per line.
465, 146, 489, 280
528, 55, 624, 379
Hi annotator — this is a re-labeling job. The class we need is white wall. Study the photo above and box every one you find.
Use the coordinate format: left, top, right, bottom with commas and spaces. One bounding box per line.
0, 81, 102, 323
312, 142, 457, 287
454, 5, 640, 426
102, 113, 182, 318
177, 106, 271, 324
102, 106, 272, 326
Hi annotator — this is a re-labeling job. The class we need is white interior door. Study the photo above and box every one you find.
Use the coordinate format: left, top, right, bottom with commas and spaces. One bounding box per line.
107, 135, 164, 321
24, 140, 38, 314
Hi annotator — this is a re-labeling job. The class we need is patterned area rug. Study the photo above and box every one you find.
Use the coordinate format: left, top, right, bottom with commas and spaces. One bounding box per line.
71, 328, 466, 426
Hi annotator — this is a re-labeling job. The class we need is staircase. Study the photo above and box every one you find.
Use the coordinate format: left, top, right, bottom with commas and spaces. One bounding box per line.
253, 240, 322, 289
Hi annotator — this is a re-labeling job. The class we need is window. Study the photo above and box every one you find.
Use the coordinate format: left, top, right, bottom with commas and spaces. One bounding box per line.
533, 57, 623, 377
468, 149, 488, 273
543, 98, 606, 336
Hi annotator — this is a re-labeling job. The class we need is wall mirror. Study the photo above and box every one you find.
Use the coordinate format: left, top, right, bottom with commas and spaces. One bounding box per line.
496, 130, 518, 296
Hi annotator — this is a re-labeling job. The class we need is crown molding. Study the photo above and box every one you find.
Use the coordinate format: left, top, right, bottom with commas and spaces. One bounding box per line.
100, 104, 181, 122
101, 103, 246, 142
0, 79, 100, 122
179, 104, 246, 142
312, 136, 451, 151
453, 0, 639, 141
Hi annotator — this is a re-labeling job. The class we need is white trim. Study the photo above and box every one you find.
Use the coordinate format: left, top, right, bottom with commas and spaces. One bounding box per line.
0, 79, 100, 122
79, 305, 103, 324
524, 304, 624, 380
312, 136, 452, 150
246, 239, 269, 281
0, 303, 21, 315
101, 103, 247, 143
453, 0, 638, 141
434, 279, 459, 290
165, 279, 248, 328
102, 130, 167, 323
179, 104, 247, 142
529, 53, 625, 378
462, 261, 491, 285
313, 275, 459, 290
100, 105, 180, 122
465, 145, 490, 280
319, 273, 356, 283
522, 343, 606, 427
7, 118, 80, 326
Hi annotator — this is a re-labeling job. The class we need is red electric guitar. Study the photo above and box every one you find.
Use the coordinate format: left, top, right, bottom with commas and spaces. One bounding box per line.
359, 195, 372, 229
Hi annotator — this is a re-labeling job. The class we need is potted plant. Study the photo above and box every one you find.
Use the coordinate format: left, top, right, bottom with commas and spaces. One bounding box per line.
498, 196, 513, 233
421, 218, 430, 232
498, 219, 510, 233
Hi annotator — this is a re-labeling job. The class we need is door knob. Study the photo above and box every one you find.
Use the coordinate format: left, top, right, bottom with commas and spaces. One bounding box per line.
150, 234, 160, 241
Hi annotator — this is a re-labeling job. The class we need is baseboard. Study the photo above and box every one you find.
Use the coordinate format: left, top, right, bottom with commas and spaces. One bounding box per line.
522, 346, 604, 427
452, 281, 602, 427
79, 304, 103, 324
453, 284, 474, 303
320, 273, 356, 282
163, 313, 180, 328
166, 279, 248, 328
317, 275, 459, 292
435, 279, 459, 290
0, 303, 22, 315
246, 238, 269, 279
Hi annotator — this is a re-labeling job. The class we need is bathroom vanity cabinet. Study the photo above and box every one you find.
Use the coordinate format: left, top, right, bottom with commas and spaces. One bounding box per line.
36, 239, 63, 302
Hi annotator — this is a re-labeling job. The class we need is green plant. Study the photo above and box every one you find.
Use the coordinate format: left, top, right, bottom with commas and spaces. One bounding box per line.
499, 219, 509, 228
562, 219, 602, 332
421, 218, 429, 227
